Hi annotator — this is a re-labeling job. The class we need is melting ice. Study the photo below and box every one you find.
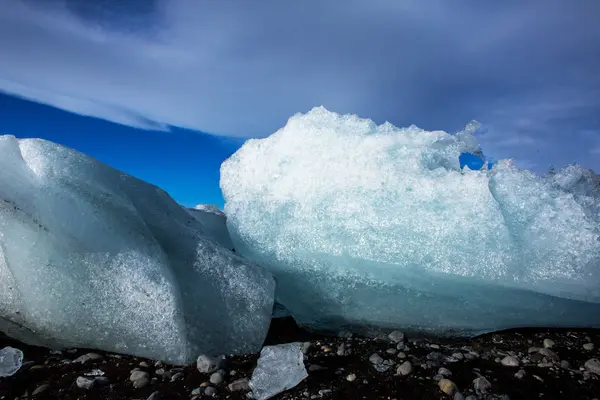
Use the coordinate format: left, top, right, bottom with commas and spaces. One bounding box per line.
0, 136, 275, 364
221, 107, 600, 335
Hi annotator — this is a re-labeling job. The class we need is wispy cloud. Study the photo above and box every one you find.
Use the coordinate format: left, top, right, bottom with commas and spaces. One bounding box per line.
0, 0, 599, 171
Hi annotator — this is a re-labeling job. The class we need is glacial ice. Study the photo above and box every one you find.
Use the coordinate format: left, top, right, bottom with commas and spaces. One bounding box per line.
0, 135, 275, 364
221, 107, 600, 335
187, 205, 234, 250
249, 343, 308, 400
0, 347, 23, 377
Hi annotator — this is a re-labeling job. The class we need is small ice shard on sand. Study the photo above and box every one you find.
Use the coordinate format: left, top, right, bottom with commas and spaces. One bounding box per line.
0, 346, 24, 377
249, 343, 308, 400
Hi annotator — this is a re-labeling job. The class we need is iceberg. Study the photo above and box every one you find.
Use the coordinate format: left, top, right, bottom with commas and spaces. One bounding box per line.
0, 135, 275, 364
186, 205, 234, 250
221, 107, 600, 335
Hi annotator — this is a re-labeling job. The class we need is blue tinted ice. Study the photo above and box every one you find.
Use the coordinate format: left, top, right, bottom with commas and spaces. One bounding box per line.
221, 107, 600, 335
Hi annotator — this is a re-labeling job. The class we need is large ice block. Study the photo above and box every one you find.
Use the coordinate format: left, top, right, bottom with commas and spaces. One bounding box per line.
0, 135, 275, 364
221, 107, 600, 335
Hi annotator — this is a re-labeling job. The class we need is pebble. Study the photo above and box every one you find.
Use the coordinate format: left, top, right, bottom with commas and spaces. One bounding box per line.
197, 355, 221, 373
191, 387, 204, 395
528, 347, 540, 354
473, 376, 491, 393
543, 338, 555, 348
514, 369, 526, 379
171, 372, 184, 382
204, 386, 217, 397
454, 392, 466, 400
438, 378, 458, 395
465, 396, 478, 400
147, 392, 161, 400
369, 353, 384, 365
32, 384, 49, 396
139, 361, 150, 368
346, 373, 357, 382
86, 352, 103, 360
452, 352, 464, 360
76, 376, 95, 390
396, 361, 413, 376
130, 370, 150, 388
584, 358, 600, 375
501, 355, 519, 367
386, 348, 397, 355
438, 367, 452, 376
397, 352, 406, 359
301, 342, 313, 354
538, 348, 559, 361
561, 360, 572, 369
209, 371, 224, 385
584, 343, 595, 351
388, 331, 405, 343
308, 364, 328, 372
429, 344, 440, 349
228, 378, 251, 392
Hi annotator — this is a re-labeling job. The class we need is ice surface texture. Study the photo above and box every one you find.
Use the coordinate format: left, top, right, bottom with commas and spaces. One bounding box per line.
187, 205, 234, 250
221, 107, 600, 335
0, 136, 275, 364
0, 346, 23, 377
249, 343, 308, 400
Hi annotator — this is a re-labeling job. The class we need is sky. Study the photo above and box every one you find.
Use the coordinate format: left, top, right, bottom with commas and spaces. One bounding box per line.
1, 0, 599, 206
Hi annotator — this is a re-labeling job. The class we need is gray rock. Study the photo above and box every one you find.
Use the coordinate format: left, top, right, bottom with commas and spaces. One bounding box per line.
584, 343, 595, 351
197, 355, 221, 374
130, 370, 149, 382
528, 347, 540, 354
130, 370, 150, 388
388, 331, 405, 343
452, 352, 464, 360
210, 371, 224, 385
147, 392, 161, 400
155, 368, 165, 376
538, 348, 559, 362
438, 367, 452, 376
396, 361, 413, 376
204, 386, 217, 397
501, 356, 519, 367
191, 387, 204, 396
308, 364, 328, 372
560, 360, 571, 369
397, 352, 407, 359
584, 358, 600, 375
346, 373, 357, 382
543, 339, 555, 348
228, 378, 251, 392
301, 342, 312, 354
139, 361, 150, 368
473, 376, 491, 393
32, 384, 49, 396
369, 353, 384, 365
386, 348, 397, 355
76, 376, 95, 390
514, 369, 526, 379
454, 392, 466, 400
94, 376, 109, 387
86, 353, 103, 361
170, 372, 184, 382
465, 396, 478, 400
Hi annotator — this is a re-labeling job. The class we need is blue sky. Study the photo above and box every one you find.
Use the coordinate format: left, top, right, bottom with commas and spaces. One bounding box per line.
1, 0, 599, 206
0, 93, 242, 208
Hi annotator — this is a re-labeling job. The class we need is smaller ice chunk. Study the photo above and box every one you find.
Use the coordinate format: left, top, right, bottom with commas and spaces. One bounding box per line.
250, 343, 308, 400
0, 346, 23, 377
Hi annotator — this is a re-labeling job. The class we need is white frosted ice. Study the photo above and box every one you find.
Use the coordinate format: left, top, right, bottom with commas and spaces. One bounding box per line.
0, 346, 23, 377
0, 135, 275, 364
187, 205, 233, 250
221, 107, 600, 335
249, 343, 308, 400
